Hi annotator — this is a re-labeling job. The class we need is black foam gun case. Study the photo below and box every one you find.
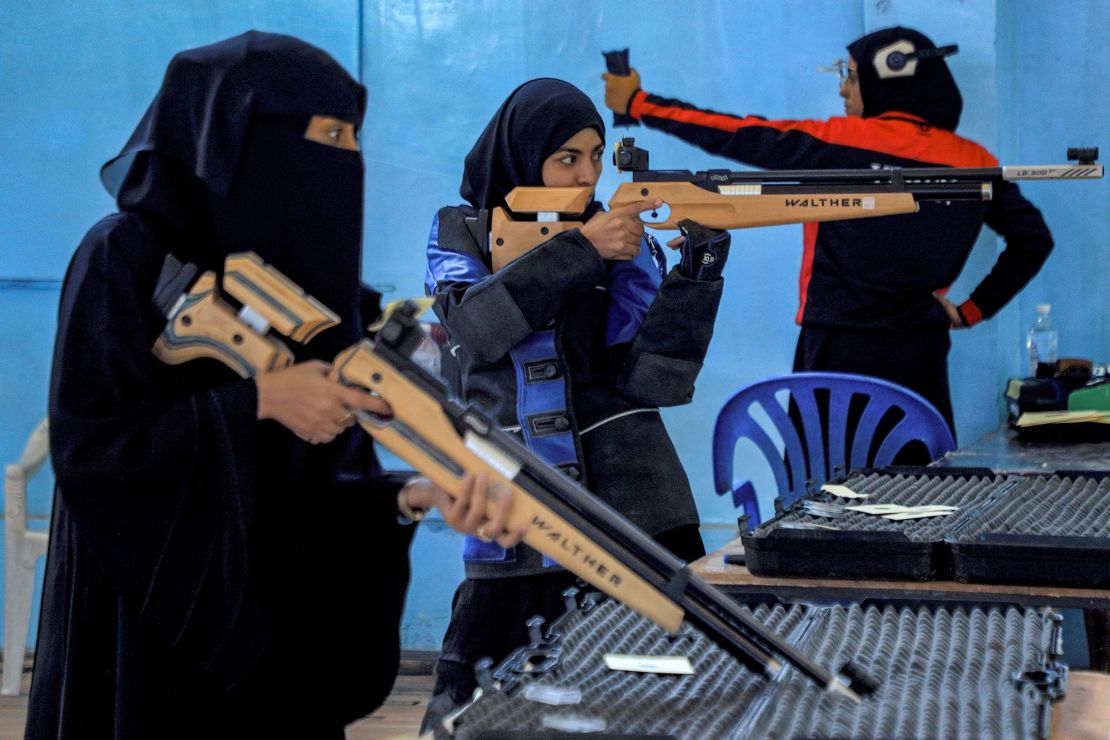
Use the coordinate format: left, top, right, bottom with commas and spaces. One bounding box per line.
439, 592, 1067, 740
739, 467, 1110, 587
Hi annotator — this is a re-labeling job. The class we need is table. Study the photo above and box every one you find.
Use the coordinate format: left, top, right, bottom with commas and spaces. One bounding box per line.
933, 424, 1110, 473
1053, 671, 1110, 740
691, 538, 1110, 610
690, 540, 1110, 736
936, 423, 1110, 670
691, 422, 1110, 669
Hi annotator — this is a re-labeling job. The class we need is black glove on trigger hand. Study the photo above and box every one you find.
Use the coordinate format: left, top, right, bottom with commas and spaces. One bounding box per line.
677, 219, 730, 281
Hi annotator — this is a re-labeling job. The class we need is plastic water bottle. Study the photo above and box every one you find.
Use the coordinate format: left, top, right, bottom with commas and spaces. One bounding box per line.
1026, 303, 1058, 378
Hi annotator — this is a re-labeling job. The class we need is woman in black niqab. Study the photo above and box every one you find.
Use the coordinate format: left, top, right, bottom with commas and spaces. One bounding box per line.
102, 29, 369, 359
28, 31, 414, 739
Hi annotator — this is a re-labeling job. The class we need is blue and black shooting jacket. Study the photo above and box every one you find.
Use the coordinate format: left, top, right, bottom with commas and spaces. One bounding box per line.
426, 205, 724, 578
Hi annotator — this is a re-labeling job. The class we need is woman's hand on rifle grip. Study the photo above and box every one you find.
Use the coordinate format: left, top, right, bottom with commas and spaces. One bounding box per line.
581, 199, 662, 261
255, 359, 392, 444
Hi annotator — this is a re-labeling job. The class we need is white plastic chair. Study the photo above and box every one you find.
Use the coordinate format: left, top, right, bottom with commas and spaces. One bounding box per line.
3, 418, 50, 696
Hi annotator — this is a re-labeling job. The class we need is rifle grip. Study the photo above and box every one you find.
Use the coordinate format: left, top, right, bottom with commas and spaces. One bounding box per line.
603, 48, 639, 128
152, 271, 295, 378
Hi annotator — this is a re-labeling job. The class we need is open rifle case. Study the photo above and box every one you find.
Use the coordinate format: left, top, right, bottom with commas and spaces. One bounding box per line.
741, 467, 1110, 586
441, 593, 1066, 739
947, 471, 1110, 586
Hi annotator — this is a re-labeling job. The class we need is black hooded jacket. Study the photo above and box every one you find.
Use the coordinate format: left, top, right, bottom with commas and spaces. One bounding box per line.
28, 32, 411, 738
623, 27, 1052, 331
847, 26, 963, 132
425, 79, 723, 577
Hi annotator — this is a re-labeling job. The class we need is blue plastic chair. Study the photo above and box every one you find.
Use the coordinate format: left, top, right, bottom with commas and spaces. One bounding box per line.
713, 372, 956, 526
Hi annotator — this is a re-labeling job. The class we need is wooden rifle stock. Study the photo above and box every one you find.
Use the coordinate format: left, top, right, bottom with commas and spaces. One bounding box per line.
608, 182, 918, 229
489, 187, 594, 272
489, 208, 584, 273
222, 252, 340, 344
489, 185, 916, 269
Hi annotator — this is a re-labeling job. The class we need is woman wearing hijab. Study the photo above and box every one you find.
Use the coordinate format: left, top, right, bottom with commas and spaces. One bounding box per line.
27, 31, 517, 738
422, 78, 731, 728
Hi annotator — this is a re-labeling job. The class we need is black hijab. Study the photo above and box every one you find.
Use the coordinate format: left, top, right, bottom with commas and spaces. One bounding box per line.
460, 78, 605, 212
848, 26, 963, 131
102, 30, 369, 359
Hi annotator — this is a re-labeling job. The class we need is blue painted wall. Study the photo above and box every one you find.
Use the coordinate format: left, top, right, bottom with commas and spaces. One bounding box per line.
1, 0, 1106, 652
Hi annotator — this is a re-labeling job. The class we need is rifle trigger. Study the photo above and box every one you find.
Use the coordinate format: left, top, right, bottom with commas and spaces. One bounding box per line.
352, 408, 389, 428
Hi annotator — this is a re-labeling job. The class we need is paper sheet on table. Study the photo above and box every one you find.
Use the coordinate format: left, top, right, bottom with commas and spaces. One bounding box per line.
820, 484, 871, 499
846, 504, 958, 515
604, 654, 694, 675
882, 510, 958, 520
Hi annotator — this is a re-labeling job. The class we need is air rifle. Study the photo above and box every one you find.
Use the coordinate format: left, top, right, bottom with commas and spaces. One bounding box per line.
488, 141, 1102, 271
151, 251, 874, 703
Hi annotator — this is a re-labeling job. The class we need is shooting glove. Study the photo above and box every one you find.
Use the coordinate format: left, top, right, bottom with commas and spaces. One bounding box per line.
677, 219, 730, 282
603, 67, 641, 116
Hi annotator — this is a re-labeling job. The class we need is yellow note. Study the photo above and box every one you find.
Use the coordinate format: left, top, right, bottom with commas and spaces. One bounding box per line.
1016, 410, 1110, 427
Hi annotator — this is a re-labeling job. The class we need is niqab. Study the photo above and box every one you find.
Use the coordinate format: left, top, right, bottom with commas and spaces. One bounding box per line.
29, 33, 405, 737
103, 30, 368, 358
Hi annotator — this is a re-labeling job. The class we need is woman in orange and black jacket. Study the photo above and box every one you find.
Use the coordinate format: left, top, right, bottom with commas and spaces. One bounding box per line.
604, 26, 1054, 433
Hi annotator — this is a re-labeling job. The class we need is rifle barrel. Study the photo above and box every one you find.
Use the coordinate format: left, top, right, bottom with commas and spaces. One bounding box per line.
633, 162, 1102, 188
369, 318, 858, 698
